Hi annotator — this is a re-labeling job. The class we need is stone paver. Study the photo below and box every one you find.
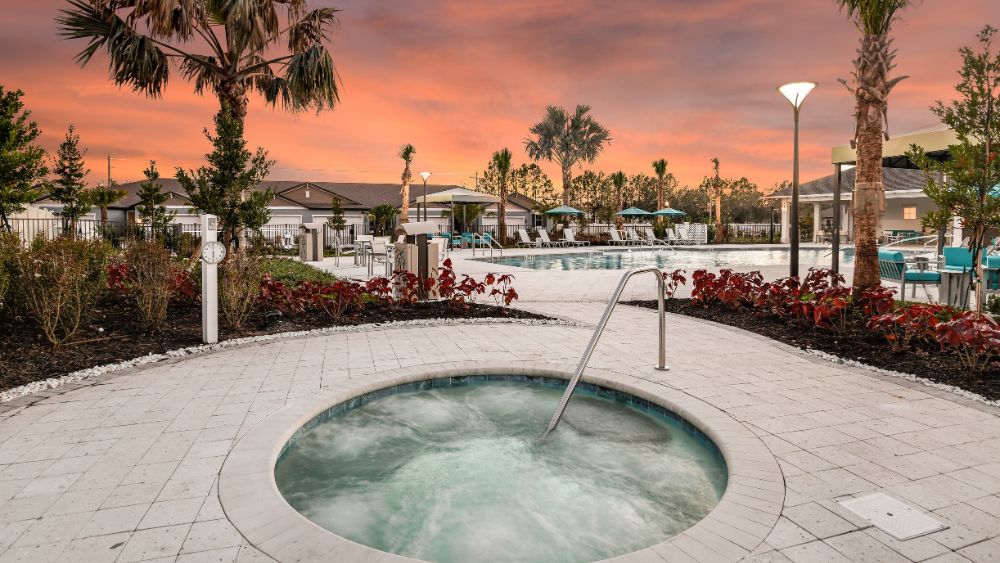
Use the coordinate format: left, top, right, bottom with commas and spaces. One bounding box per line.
0, 248, 995, 561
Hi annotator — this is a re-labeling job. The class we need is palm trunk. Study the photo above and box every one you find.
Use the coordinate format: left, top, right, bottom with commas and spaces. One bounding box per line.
561, 167, 572, 205
400, 179, 410, 224
498, 181, 508, 245
851, 88, 886, 292
657, 181, 664, 226
714, 194, 723, 243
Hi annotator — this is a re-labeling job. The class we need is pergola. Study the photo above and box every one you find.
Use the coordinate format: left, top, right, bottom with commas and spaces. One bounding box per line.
825, 128, 957, 272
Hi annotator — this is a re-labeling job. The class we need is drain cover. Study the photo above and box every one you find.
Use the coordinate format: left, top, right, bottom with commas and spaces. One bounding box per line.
839, 493, 946, 540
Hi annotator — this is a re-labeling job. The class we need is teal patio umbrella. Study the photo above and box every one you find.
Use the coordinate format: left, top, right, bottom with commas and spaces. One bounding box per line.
545, 205, 584, 215
617, 207, 652, 217
653, 207, 687, 217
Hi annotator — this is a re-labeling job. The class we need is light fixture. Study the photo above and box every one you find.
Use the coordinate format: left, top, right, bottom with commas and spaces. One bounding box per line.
777, 81, 817, 278
419, 172, 432, 221
777, 82, 817, 109
419, 171, 432, 182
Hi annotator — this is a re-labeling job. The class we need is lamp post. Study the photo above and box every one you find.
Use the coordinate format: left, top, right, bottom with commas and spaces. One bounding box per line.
419, 171, 432, 222
777, 81, 817, 278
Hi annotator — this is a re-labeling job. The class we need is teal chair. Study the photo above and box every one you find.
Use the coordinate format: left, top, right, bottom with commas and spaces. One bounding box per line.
461, 232, 474, 247
942, 246, 974, 273
878, 249, 940, 301
481, 232, 497, 246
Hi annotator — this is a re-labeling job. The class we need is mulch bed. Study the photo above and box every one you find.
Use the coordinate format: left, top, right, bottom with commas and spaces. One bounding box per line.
627, 298, 1000, 402
0, 298, 547, 393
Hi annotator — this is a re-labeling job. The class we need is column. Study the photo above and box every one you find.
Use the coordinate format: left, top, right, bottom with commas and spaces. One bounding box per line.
813, 202, 822, 242
780, 200, 791, 244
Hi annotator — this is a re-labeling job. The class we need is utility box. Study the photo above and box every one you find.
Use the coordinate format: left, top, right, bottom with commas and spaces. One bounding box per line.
396, 222, 441, 299
299, 223, 324, 262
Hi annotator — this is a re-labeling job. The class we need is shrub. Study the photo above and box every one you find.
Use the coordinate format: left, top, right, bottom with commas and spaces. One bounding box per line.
318, 281, 365, 319
935, 312, 1000, 373
263, 257, 335, 284
662, 269, 687, 299
16, 238, 112, 346
0, 231, 21, 311
869, 303, 945, 353
220, 252, 264, 330
120, 241, 174, 331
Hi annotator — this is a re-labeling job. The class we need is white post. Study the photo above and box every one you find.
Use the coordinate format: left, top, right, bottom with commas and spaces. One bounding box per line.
952, 215, 963, 247
780, 200, 791, 244
813, 202, 822, 242
201, 214, 219, 344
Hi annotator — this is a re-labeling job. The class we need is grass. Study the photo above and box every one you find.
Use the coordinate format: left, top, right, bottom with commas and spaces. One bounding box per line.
263, 258, 336, 284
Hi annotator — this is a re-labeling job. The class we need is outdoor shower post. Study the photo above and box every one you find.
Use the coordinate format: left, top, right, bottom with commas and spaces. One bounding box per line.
832, 163, 842, 274
656, 273, 668, 371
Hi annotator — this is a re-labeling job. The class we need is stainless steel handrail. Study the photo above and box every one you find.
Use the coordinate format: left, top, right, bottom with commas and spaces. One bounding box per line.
471, 233, 503, 257
542, 267, 668, 438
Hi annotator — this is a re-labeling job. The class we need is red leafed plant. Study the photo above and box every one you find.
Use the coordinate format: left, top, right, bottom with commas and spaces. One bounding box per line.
868, 303, 945, 353
107, 262, 129, 294
811, 286, 853, 334
661, 269, 687, 298
935, 312, 1000, 373
318, 281, 365, 319
488, 273, 519, 307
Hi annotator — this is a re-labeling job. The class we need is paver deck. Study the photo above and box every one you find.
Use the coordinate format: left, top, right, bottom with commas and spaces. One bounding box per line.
0, 247, 994, 562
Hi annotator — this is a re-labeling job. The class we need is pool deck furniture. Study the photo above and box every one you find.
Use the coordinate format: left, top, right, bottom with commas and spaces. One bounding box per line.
627, 229, 652, 246
516, 228, 541, 248
608, 229, 631, 246
643, 227, 669, 246
878, 248, 941, 301
672, 227, 697, 245
563, 228, 589, 246
537, 230, 568, 247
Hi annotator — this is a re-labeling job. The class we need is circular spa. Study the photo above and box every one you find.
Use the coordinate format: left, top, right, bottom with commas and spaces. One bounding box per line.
272, 376, 728, 563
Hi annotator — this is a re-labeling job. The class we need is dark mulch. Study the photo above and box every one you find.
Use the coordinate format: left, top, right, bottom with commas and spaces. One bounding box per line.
0, 298, 547, 393
627, 298, 1000, 402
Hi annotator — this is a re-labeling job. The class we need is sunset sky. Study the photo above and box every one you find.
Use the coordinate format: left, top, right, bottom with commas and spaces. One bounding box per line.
2, 1, 999, 192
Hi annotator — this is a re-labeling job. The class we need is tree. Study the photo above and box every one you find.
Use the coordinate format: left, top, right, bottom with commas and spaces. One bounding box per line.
909, 26, 1000, 314
177, 106, 274, 253
710, 157, 724, 242
671, 185, 711, 223
481, 162, 558, 209
524, 105, 611, 204
624, 173, 659, 210
398, 144, 415, 224
89, 181, 126, 230
609, 171, 627, 229
651, 158, 669, 216
492, 148, 513, 243
444, 203, 489, 232
571, 170, 613, 222
0, 86, 48, 232
51, 125, 91, 239
327, 194, 346, 232
58, 0, 340, 125
837, 0, 912, 292
136, 160, 175, 236
368, 204, 399, 236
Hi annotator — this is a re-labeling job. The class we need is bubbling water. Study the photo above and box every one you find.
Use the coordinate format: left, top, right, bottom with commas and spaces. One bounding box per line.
275, 382, 726, 563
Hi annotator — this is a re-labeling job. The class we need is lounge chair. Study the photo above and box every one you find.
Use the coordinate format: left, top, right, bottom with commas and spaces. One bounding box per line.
627, 229, 652, 246
563, 228, 589, 246
673, 227, 696, 245
537, 230, 568, 247
517, 228, 540, 248
643, 227, 669, 246
607, 229, 630, 246
878, 248, 940, 301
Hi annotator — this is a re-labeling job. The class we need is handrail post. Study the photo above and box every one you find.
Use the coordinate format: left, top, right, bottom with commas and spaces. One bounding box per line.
542, 267, 669, 438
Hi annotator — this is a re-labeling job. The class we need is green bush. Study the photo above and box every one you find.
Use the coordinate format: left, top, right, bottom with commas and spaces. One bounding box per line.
16, 238, 113, 346
0, 231, 21, 311
221, 252, 264, 330
263, 257, 335, 284
121, 240, 174, 331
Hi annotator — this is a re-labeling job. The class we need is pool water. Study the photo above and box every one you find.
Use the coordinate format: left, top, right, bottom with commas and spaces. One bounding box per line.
275, 381, 727, 563
475, 247, 855, 271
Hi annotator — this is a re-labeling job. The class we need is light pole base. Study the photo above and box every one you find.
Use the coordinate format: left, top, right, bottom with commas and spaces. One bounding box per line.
654, 365, 670, 372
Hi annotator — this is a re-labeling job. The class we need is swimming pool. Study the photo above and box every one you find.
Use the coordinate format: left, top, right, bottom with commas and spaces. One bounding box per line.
475, 247, 855, 271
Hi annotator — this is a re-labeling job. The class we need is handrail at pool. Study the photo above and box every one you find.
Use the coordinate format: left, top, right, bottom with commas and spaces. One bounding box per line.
542, 267, 668, 438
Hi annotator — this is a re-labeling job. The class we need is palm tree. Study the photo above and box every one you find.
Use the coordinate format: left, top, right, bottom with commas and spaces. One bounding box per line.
651, 158, 668, 223
610, 171, 627, 230
492, 148, 513, 243
368, 204, 399, 236
711, 157, 723, 243
89, 183, 126, 231
398, 144, 416, 224
525, 105, 611, 205
57, 0, 340, 124
837, 0, 912, 292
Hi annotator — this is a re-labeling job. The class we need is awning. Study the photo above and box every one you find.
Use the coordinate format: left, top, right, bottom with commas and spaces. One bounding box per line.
545, 205, 584, 215
617, 207, 652, 216
414, 187, 500, 204
652, 207, 686, 217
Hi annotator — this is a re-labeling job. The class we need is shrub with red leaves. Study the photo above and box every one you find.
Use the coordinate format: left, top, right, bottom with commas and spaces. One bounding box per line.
935, 312, 1000, 373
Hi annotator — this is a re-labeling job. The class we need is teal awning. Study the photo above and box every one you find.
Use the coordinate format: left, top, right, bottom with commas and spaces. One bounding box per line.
617, 207, 652, 216
544, 205, 584, 215
653, 207, 687, 217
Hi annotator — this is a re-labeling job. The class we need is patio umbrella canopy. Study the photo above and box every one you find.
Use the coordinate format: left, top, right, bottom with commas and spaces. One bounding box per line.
413, 188, 500, 236
653, 207, 687, 217
617, 207, 652, 217
545, 205, 584, 215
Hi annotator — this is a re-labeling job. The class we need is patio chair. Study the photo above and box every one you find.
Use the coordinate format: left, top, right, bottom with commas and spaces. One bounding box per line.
517, 228, 540, 247
563, 228, 590, 246
878, 248, 940, 301
627, 229, 651, 246
607, 229, 630, 246
672, 227, 696, 245
369, 239, 392, 277
537, 230, 568, 247
643, 227, 669, 246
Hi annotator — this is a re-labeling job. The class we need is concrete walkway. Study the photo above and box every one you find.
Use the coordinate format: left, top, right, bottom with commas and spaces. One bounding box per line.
0, 247, 994, 562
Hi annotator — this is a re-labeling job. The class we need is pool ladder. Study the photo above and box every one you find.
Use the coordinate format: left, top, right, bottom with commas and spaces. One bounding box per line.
542, 267, 669, 438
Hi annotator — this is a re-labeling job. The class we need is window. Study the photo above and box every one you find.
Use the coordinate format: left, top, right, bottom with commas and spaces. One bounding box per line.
903, 206, 917, 220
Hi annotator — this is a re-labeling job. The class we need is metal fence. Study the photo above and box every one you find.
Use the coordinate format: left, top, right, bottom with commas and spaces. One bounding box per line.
727, 222, 781, 241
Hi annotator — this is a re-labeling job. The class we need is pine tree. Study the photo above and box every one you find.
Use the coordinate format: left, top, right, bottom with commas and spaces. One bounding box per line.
136, 160, 175, 238
0, 86, 48, 232
327, 194, 346, 232
177, 105, 273, 253
51, 125, 91, 239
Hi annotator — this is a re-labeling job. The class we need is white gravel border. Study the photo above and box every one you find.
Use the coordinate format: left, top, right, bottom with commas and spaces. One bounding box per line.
0, 317, 579, 404
805, 348, 1000, 408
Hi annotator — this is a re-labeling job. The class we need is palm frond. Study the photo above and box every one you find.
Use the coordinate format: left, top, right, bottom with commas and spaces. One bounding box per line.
398, 144, 416, 162
288, 8, 339, 53
282, 44, 340, 112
